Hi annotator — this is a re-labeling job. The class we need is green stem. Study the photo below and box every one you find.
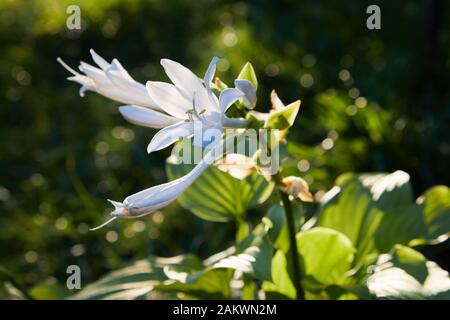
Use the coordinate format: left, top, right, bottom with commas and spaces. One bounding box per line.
222, 116, 248, 128
278, 188, 305, 300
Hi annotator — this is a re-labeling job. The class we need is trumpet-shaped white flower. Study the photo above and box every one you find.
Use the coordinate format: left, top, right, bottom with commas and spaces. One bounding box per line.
145, 57, 244, 153
91, 134, 238, 230
57, 49, 160, 109
58, 51, 245, 148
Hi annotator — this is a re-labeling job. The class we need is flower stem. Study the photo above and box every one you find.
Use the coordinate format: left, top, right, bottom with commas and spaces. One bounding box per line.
222, 117, 248, 128
278, 187, 305, 300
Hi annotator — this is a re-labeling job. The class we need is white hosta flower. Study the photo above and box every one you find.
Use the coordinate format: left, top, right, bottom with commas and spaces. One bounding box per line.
145, 57, 244, 153
59, 51, 245, 148
91, 134, 238, 230
57, 49, 160, 109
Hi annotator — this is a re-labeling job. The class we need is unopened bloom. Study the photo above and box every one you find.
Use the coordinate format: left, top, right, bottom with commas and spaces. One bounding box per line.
91, 134, 238, 230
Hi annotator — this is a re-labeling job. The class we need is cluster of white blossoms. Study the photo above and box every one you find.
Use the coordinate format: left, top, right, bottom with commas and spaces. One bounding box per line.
58, 50, 260, 229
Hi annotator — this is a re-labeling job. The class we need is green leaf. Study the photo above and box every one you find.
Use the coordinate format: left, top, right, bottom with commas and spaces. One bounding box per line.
30, 283, 67, 300
263, 228, 355, 299
364, 245, 450, 299
264, 100, 301, 130
317, 171, 412, 262
296, 227, 355, 288
204, 222, 273, 281
156, 220, 273, 300
237, 62, 258, 90
317, 171, 450, 265
263, 250, 296, 299
155, 269, 233, 300
413, 185, 450, 245
166, 161, 274, 222
69, 257, 169, 300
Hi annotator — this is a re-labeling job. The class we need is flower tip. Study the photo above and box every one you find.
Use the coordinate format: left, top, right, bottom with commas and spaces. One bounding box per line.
57, 57, 80, 76
89, 216, 117, 231
118, 105, 128, 115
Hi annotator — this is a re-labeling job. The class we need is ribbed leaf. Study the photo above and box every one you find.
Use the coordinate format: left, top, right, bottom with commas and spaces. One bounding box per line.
69, 257, 169, 300
166, 162, 273, 222
316, 171, 450, 265
365, 245, 450, 299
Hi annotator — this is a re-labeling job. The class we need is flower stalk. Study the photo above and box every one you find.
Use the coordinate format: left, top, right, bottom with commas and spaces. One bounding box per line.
222, 117, 248, 128
275, 174, 305, 300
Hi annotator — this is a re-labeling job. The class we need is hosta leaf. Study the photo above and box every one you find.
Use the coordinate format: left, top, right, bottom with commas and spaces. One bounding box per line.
166, 162, 274, 222
155, 269, 233, 300
264, 227, 355, 299
204, 222, 273, 281
413, 185, 450, 245
69, 257, 169, 300
263, 250, 296, 299
364, 245, 450, 299
316, 171, 450, 265
295, 227, 355, 288
155, 219, 272, 300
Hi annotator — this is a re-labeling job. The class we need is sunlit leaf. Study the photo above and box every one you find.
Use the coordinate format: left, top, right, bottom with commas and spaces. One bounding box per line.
204, 222, 273, 281
166, 161, 274, 222
364, 245, 450, 299
155, 269, 233, 300
317, 171, 450, 265
262, 250, 296, 299
69, 257, 169, 300
295, 227, 355, 288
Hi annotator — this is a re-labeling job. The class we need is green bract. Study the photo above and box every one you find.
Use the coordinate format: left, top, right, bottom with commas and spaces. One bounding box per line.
237, 62, 258, 90
264, 100, 301, 130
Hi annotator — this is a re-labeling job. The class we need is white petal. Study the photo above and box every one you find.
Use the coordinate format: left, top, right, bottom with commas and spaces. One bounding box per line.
160, 59, 202, 97
106, 65, 143, 92
60, 55, 159, 109
109, 59, 134, 82
89, 49, 110, 70
67, 75, 94, 91
146, 81, 191, 118
204, 57, 220, 89
234, 79, 257, 109
204, 57, 220, 111
147, 121, 193, 153
219, 88, 244, 113
119, 105, 178, 129
79, 62, 111, 86
160, 59, 212, 111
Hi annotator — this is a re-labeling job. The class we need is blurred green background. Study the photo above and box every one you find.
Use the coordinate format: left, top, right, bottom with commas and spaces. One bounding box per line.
0, 0, 449, 298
